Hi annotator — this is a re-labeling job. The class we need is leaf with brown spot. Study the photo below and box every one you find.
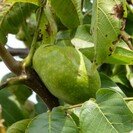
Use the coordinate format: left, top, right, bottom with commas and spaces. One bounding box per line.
91, 0, 127, 67
112, 3, 124, 19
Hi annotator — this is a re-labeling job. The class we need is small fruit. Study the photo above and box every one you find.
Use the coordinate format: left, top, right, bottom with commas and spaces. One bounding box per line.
33, 45, 101, 104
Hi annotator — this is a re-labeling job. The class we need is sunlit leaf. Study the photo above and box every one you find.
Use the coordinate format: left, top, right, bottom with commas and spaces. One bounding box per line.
80, 88, 133, 133
80, 40, 133, 65
127, 101, 133, 113
105, 45, 133, 65
91, 0, 127, 66
49, 0, 83, 29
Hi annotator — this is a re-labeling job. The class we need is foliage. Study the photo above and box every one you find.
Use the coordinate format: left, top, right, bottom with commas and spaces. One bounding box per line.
0, 0, 133, 132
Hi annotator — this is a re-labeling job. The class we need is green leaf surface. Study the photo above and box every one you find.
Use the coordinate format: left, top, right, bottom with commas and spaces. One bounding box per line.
111, 65, 130, 87
26, 107, 79, 133
49, 0, 83, 29
1, 73, 32, 104
105, 46, 133, 65
6, 119, 31, 133
34, 95, 48, 114
0, 89, 24, 127
0, 2, 37, 44
8, 84, 32, 104
80, 41, 133, 65
127, 101, 133, 113
56, 24, 92, 47
80, 88, 133, 133
100, 73, 125, 97
5, 0, 38, 5
71, 24, 93, 48
91, 0, 126, 66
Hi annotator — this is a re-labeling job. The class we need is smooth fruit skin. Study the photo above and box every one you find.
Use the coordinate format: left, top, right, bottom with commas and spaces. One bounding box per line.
33, 45, 101, 104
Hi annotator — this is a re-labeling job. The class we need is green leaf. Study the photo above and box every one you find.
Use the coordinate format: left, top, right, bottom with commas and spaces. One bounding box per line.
37, 3, 57, 45
56, 24, 92, 47
26, 107, 79, 133
71, 24, 93, 48
0, 89, 25, 127
80, 88, 133, 133
5, 0, 38, 5
126, 65, 133, 88
111, 65, 130, 87
1, 73, 32, 104
79, 47, 94, 61
105, 44, 133, 65
91, 0, 126, 66
34, 95, 48, 114
6, 119, 31, 133
49, 0, 83, 29
100, 73, 126, 97
9, 84, 32, 104
0, 2, 37, 44
127, 101, 133, 113
80, 40, 133, 65
125, 12, 133, 36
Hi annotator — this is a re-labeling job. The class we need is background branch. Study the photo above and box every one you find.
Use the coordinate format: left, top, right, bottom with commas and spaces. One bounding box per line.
7, 46, 29, 58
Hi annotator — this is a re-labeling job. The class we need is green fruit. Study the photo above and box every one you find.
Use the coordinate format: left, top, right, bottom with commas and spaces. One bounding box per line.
33, 45, 101, 104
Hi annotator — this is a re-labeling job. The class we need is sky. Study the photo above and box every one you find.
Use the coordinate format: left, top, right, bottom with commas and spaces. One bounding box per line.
0, 34, 37, 103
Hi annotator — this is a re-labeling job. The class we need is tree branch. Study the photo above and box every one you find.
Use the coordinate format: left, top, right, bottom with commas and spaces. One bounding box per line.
0, 43, 22, 75
24, 67, 59, 110
7, 46, 29, 58
121, 31, 133, 50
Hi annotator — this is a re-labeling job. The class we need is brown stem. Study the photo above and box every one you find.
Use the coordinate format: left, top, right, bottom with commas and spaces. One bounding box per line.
24, 67, 59, 110
121, 31, 133, 50
0, 44, 22, 75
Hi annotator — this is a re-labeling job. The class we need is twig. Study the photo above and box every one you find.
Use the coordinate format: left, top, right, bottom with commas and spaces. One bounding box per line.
63, 103, 82, 110
124, 97, 133, 101
121, 31, 133, 50
0, 43, 22, 75
24, 0, 47, 67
